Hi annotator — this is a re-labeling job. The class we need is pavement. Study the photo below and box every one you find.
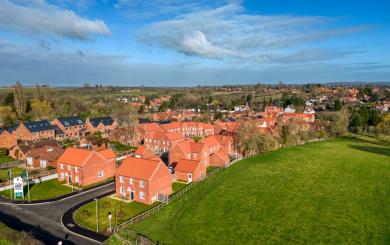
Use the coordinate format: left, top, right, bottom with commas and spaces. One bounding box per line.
0, 182, 116, 245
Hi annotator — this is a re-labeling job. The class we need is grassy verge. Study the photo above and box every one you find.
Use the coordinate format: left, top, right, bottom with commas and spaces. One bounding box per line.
0, 156, 15, 164
206, 166, 218, 173
74, 197, 156, 234
0, 222, 42, 245
0, 167, 24, 182
0, 179, 72, 200
110, 136, 390, 245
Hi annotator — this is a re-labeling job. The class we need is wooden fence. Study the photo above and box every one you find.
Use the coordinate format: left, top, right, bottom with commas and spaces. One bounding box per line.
114, 156, 242, 233
0, 160, 25, 170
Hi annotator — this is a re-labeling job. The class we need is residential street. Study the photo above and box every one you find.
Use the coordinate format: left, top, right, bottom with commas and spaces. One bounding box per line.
0, 182, 115, 245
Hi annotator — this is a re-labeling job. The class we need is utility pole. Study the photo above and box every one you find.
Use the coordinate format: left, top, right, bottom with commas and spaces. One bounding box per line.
27, 171, 30, 201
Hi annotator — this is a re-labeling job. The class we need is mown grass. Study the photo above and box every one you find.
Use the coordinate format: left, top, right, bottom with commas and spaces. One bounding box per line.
0, 167, 24, 182
75, 197, 155, 234
0, 179, 72, 200
111, 137, 390, 245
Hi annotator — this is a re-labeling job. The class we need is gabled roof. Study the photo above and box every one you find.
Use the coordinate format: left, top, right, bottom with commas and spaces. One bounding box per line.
165, 132, 184, 142
96, 149, 116, 159
57, 148, 92, 166
116, 157, 162, 180
52, 125, 64, 135
57, 116, 85, 127
175, 159, 201, 173
200, 136, 220, 148
0, 129, 3, 135
7, 124, 19, 133
24, 120, 55, 133
89, 117, 114, 127
140, 122, 163, 132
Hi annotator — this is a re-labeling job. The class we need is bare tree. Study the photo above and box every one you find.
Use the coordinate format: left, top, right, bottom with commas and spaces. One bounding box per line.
13, 81, 27, 118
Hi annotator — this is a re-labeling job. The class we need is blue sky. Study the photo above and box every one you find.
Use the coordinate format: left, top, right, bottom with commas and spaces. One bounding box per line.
0, 0, 389, 86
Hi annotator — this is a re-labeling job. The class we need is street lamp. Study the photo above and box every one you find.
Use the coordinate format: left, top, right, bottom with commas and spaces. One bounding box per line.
95, 198, 99, 233
108, 212, 112, 233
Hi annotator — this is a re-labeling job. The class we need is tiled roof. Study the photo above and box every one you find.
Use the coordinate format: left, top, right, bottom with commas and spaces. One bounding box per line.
116, 157, 162, 180
57, 148, 92, 166
58, 116, 85, 126
24, 120, 55, 133
200, 136, 220, 148
90, 117, 114, 127
165, 132, 184, 142
175, 159, 200, 173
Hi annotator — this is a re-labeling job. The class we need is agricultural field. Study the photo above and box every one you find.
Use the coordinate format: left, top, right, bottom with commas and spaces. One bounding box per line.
110, 136, 389, 245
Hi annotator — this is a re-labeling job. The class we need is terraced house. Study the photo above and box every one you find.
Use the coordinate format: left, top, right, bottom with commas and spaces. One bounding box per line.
10, 120, 56, 141
116, 156, 173, 205
169, 139, 210, 166
57, 147, 116, 186
51, 116, 86, 140
0, 129, 17, 150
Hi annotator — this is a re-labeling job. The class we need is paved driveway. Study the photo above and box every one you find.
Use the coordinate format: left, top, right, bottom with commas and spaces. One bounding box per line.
0, 182, 115, 245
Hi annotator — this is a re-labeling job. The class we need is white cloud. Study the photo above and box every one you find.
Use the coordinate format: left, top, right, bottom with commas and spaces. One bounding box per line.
0, 0, 111, 40
139, 2, 365, 63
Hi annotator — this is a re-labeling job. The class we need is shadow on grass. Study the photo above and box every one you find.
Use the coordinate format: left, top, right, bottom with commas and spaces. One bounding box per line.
342, 135, 390, 146
349, 144, 390, 157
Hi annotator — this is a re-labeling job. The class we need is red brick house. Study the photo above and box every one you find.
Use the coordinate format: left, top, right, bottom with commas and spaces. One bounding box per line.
134, 145, 155, 159
51, 116, 86, 140
137, 123, 164, 143
214, 135, 237, 157
9, 139, 59, 160
57, 148, 116, 186
10, 120, 55, 141
144, 131, 184, 154
116, 157, 173, 205
209, 149, 230, 167
181, 122, 214, 137
85, 117, 119, 138
174, 159, 206, 183
26, 145, 64, 169
0, 129, 17, 150
169, 139, 210, 166
282, 113, 315, 123
200, 135, 221, 155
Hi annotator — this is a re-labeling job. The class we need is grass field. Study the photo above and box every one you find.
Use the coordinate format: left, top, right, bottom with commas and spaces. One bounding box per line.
74, 197, 155, 234
110, 136, 390, 245
0, 179, 72, 200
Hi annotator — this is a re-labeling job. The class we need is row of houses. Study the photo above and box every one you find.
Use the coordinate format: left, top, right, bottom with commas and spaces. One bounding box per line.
0, 116, 118, 149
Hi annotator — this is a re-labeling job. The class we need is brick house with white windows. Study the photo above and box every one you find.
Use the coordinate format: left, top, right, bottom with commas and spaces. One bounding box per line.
169, 139, 210, 166
144, 131, 185, 154
57, 147, 116, 186
116, 156, 172, 205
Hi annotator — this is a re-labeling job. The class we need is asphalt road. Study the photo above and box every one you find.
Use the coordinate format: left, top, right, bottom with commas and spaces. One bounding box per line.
0, 182, 115, 245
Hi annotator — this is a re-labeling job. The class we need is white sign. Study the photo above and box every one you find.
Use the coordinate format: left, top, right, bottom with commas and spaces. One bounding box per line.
13, 177, 24, 198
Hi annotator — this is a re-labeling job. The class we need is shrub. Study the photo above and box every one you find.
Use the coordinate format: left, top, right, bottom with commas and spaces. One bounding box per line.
0, 148, 8, 158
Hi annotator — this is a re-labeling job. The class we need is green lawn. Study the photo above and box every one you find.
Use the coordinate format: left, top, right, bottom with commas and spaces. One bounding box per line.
0, 167, 24, 182
0, 156, 15, 164
172, 182, 187, 194
0, 179, 72, 200
74, 197, 155, 234
110, 137, 390, 245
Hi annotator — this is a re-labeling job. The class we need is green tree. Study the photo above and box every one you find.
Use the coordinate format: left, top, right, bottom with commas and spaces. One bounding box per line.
13, 81, 27, 118
334, 99, 342, 111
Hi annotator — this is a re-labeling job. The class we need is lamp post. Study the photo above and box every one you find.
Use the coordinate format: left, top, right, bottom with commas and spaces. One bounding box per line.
108, 212, 112, 233
95, 198, 99, 233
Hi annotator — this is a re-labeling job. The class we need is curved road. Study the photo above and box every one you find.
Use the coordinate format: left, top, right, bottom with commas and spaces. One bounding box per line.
0, 182, 115, 245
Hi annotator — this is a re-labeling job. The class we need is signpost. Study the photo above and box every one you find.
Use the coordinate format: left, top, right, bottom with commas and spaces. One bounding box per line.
22, 170, 30, 201
7, 170, 12, 198
13, 177, 24, 199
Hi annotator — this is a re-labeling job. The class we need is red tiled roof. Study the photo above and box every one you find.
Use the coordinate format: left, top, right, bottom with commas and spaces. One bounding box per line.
116, 157, 162, 180
57, 148, 92, 166
200, 136, 220, 148
96, 148, 116, 159
175, 159, 200, 173
165, 132, 184, 142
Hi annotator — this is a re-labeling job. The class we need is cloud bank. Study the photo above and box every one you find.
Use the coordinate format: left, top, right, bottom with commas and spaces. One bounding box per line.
0, 0, 111, 40
139, 2, 365, 63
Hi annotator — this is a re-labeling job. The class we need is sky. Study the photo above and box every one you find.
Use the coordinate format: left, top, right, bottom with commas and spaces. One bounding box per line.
0, 0, 389, 87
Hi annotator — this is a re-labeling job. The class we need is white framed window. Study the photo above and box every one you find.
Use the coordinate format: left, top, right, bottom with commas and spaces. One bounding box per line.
60, 173, 64, 178
97, 171, 104, 177
74, 167, 78, 173
119, 176, 124, 183
27, 157, 33, 165
75, 176, 79, 183
120, 187, 125, 194
129, 178, 134, 184
139, 191, 145, 199
67, 165, 71, 171
140, 180, 144, 188
60, 164, 64, 169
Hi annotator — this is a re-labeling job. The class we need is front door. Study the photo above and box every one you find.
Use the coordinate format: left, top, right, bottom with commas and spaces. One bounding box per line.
40, 160, 47, 168
188, 173, 193, 182
130, 191, 134, 200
